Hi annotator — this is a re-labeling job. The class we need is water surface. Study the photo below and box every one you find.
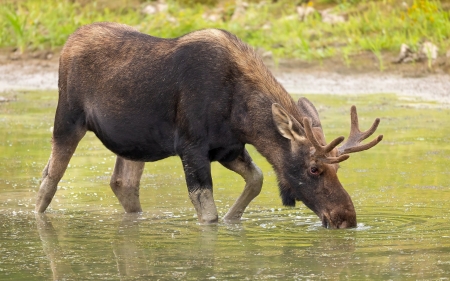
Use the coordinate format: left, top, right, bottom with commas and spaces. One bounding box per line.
0, 91, 449, 280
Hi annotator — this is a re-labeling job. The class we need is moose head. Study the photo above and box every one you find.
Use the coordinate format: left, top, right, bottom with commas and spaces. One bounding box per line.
271, 98, 383, 228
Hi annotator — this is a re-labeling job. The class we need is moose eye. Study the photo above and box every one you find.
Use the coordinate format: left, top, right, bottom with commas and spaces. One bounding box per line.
309, 167, 320, 175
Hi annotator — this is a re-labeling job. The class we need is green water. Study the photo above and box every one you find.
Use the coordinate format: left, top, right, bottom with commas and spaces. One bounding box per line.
1, 91, 449, 280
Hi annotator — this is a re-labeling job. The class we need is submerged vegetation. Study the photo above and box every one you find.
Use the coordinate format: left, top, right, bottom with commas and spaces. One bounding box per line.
1, 0, 449, 65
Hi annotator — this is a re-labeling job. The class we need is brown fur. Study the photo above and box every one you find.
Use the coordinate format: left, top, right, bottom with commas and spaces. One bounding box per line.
178, 29, 302, 123
36, 23, 382, 228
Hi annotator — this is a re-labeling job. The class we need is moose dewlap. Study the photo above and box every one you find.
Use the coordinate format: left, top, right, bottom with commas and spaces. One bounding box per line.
35, 22, 383, 229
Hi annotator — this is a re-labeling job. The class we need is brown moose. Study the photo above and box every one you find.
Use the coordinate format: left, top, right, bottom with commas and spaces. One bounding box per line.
35, 22, 383, 228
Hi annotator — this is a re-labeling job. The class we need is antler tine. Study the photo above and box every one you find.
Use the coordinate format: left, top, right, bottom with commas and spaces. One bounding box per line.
303, 117, 349, 164
338, 105, 384, 155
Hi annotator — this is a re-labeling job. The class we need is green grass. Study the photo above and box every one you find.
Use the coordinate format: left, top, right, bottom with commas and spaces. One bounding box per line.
0, 0, 449, 65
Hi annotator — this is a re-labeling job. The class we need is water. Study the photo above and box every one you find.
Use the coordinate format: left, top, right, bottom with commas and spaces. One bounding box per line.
1, 91, 449, 280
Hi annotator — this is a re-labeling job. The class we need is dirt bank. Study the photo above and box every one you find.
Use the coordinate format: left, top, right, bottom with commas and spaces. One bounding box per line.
1, 53, 449, 103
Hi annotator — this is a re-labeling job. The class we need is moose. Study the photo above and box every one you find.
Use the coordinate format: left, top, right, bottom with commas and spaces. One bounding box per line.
35, 22, 383, 228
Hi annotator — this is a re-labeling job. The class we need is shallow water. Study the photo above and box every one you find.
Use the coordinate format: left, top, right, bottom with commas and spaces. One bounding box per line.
0, 91, 449, 280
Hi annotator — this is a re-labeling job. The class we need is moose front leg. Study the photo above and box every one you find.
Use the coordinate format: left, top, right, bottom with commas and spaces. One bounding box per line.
220, 150, 263, 222
181, 155, 218, 224
110, 156, 145, 213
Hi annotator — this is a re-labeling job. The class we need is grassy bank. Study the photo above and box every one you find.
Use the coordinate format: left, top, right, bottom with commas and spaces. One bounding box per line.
1, 0, 449, 66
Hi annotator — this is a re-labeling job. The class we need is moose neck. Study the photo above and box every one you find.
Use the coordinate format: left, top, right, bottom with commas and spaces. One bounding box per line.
231, 57, 305, 176
241, 86, 303, 178
249, 116, 301, 207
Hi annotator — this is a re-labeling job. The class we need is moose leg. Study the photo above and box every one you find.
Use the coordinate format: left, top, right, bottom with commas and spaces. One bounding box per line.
36, 136, 85, 213
220, 149, 263, 222
181, 155, 218, 224
110, 156, 145, 213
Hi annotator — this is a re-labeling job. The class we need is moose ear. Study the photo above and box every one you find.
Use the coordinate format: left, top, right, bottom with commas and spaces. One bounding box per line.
272, 103, 304, 141
298, 97, 322, 128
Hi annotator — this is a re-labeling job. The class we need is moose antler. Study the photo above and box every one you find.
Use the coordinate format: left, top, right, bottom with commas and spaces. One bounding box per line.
303, 117, 350, 164
337, 105, 383, 155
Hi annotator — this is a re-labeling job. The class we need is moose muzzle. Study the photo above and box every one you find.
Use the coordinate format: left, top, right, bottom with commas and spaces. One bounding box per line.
320, 204, 357, 229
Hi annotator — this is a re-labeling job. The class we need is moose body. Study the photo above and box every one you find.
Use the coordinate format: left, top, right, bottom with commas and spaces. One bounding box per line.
36, 22, 382, 228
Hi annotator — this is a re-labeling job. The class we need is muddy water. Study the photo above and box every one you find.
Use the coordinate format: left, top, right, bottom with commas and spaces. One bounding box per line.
0, 91, 449, 280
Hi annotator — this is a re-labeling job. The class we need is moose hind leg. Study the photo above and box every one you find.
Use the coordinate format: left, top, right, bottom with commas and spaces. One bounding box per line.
221, 149, 263, 222
110, 156, 145, 213
36, 138, 84, 213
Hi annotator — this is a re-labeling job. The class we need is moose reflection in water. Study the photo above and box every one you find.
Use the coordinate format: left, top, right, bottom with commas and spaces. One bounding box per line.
35, 214, 219, 279
35, 22, 382, 228
35, 214, 357, 280
35, 214, 149, 279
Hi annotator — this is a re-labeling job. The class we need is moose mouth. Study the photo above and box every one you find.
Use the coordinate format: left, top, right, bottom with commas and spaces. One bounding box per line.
321, 212, 356, 229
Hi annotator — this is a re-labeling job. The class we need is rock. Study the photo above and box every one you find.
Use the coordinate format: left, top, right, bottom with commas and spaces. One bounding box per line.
393, 43, 415, 64
262, 51, 273, 59
296, 6, 316, 21
142, 1, 168, 15
30, 51, 54, 60
166, 16, 177, 24
203, 6, 225, 22
401, 1, 408, 9
262, 23, 271, 30
256, 48, 273, 59
320, 9, 346, 24
142, 4, 157, 15
393, 41, 439, 64
156, 2, 168, 13
231, 1, 248, 21
9, 50, 22, 61
203, 13, 221, 22
420, 41, 438, 61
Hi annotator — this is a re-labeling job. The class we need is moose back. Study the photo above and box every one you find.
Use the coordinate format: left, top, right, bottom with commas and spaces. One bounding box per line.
36, 22, 383, 228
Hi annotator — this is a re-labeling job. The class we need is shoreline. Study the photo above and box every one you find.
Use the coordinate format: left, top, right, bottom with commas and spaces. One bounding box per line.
1, 58, 449, 103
